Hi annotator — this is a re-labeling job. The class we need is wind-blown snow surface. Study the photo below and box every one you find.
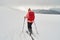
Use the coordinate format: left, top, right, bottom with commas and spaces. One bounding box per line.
0, 6, 60, 40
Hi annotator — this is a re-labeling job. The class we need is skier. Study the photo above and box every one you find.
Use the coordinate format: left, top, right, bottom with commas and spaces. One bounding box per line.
24, 8, 35, 36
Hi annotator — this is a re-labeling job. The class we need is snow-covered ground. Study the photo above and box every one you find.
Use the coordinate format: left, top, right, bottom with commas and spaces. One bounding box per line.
0, 6, 60, 40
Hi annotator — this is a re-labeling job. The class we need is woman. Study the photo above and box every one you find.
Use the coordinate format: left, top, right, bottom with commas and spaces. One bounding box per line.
24, 8, 35, 36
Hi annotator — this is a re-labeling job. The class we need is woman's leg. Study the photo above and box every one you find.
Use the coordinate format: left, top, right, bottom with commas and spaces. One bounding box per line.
27, 22, 33, 35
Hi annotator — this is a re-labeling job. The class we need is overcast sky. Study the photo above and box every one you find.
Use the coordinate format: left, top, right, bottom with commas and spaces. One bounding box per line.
0, 0, 60, 6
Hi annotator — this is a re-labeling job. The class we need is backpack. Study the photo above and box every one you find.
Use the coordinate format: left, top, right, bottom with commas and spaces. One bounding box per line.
28, 11, 35, 21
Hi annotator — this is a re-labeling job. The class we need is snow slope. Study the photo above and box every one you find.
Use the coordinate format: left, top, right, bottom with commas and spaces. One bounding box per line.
0, 6, 60, 40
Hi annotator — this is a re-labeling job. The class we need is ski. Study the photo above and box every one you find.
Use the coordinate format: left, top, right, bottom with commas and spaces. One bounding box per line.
26, 31, 34, 40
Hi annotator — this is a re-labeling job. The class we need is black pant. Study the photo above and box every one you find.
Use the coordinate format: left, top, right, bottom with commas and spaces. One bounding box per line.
27, 22, 33, 34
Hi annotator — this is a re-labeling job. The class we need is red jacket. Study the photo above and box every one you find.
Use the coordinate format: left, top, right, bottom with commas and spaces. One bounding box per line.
25, 11, 35, 23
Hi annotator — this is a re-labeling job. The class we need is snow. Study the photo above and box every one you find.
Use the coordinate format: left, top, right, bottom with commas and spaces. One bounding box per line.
0, 6, 60, 40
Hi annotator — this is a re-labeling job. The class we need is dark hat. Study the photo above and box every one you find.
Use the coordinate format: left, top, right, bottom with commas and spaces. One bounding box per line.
28, 8, 31, 11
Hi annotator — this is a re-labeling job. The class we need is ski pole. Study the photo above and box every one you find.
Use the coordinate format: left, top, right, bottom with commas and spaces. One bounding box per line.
34, 21, 39, 34
22, 18, 25, 33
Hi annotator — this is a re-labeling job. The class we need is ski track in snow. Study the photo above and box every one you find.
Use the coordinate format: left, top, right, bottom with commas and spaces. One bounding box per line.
0, 6, 60, 40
